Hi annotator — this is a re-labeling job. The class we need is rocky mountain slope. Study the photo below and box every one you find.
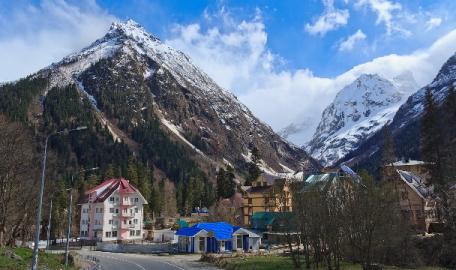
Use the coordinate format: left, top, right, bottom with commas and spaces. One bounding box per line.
32, 19, 317, 177
307, 73, 418, 166
340, 52, 456, 171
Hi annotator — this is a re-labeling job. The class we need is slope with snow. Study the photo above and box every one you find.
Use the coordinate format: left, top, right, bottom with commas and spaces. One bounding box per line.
307, 73, 418, 166
35, 19, 318, 174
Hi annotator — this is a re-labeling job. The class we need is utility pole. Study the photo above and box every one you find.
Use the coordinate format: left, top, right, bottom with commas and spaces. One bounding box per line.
31, 126, 87, 270
64, 187, 73, 266
46, 200, 53, 249
64, 167, 98, 267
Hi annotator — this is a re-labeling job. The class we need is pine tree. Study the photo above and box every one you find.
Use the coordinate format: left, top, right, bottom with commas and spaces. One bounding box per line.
216, 167, 236, 199
148, 186, 159, 219
245, 146, 261, 186
86, 173, 99, 188
158, 179, 165, 217
225, 165, 236, 198
176, 178, 184, 214
381, 125, 396, 182
216, 168, 227, 199
185, 178, 195, 214
127, 156, 138, 185
442, 85, 456, 182
104, 164, 115, 179
421, 89, 444, 185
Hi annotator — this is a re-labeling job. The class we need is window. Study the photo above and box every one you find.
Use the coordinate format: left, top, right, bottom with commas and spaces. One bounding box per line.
110, 197, 114, 202
112, 231, 118, 237
237, 235, 243, 249
109, 208, 114, 213
123, 220, 127, 224
115, 197, 119, 202
105, 231, 112, 238
108, 220, 113, 225
115, 208, 119, 214
248, 198, 252, 204
135, 230, 141, 236
134, 219, 138, 224
100, 208, 103, 213
135, 208, 138, 213
130, 230, 135, 236
134, 197, 139, 203
114, 220, 119, 225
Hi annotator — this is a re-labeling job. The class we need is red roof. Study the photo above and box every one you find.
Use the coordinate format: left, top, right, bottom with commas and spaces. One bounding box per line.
81, 178, 140, 204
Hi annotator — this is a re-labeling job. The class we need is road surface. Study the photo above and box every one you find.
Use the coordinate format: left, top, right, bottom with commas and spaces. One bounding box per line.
77, 250, 220, 270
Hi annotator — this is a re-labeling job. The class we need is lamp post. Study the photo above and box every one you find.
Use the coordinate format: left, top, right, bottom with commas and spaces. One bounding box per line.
46, 200, 52, 249
31, 126, 87, 270
64, 167, 98, 266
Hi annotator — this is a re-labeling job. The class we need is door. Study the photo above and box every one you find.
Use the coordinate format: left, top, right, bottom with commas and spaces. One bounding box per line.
243, 235, 249, 251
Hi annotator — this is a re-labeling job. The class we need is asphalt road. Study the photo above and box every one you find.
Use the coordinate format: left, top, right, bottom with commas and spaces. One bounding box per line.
78, 250, 220, 270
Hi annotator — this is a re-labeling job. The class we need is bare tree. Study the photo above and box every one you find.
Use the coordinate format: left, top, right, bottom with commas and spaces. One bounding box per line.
0, 116, 39, 246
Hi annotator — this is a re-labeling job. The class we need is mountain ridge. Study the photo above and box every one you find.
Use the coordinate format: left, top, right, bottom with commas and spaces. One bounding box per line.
306, 72, 418, 166
30, 19, 318, 178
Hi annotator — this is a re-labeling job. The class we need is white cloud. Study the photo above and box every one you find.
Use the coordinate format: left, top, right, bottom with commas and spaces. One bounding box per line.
168, 10, 456, 145
305, 0, 350, 36
339, 29, 367, 51
355, 0, 403, 35
2, 2, 456, 147
426, 17, 442, 31
0, 0, 115, 82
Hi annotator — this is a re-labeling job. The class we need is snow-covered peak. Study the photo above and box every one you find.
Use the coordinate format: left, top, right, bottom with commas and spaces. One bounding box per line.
307, 72, 417, 166
109, 19, 160, 43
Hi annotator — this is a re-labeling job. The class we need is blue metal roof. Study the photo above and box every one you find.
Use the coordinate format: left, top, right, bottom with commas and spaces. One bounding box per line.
175, 227, 203, 237
175, 222, 238, 241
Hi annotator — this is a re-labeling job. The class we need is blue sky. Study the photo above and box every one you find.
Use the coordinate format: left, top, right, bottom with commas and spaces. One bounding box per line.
1, 0, 456, 143
93, 0, 456, 76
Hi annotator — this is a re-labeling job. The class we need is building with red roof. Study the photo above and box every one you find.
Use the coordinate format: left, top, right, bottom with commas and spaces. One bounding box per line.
79, 178, 148, 242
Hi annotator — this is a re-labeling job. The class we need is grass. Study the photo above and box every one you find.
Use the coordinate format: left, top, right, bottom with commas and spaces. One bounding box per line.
0, 247, 77, 270
219, 255, 446, 270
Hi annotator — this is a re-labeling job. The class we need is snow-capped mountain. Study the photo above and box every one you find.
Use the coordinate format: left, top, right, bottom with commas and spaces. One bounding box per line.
35, 19, 318, 175
307, 73, 418, 166
338, 52, 456, 168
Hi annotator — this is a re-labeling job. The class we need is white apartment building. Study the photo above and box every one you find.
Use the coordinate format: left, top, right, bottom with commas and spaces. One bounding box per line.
79, 178, 148, 242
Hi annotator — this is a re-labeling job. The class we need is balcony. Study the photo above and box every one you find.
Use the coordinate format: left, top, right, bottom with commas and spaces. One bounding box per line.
120, 212, 135, 218
120, 200, 132, 206
120, 223, 136, 230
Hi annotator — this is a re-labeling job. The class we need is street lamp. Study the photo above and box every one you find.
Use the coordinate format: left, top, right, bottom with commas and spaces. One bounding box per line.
64, 167, 98, 266
31, 126, 87, 270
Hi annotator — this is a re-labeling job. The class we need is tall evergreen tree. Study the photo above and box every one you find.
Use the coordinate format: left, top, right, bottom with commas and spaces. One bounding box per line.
216, 166, 236, 199
421, 89, 444, 185
245, 146, 261, 186
442, 85, 456, 182
184, 178, 195, 214
127, 156, 138, 185
381, 125, 396, 182
104, 164, 115, 179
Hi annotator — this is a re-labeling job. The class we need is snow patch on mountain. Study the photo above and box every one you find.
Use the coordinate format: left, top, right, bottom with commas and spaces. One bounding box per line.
307, 73, 418, 166
160, 117, 207, 158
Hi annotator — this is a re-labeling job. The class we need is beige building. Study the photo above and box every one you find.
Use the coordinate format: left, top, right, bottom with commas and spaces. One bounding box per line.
384, 160, 441, 233
241, 173, 292, 226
